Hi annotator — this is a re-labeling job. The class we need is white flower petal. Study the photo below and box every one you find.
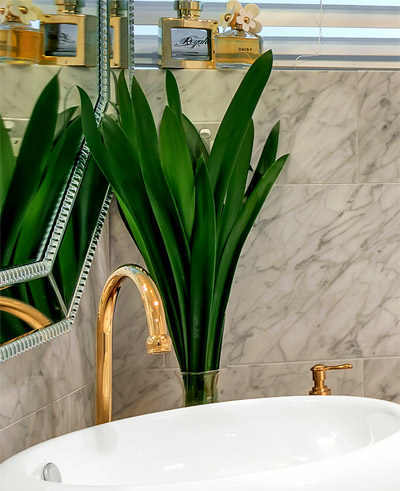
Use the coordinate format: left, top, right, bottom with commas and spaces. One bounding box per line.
242, 22, 250, 32
226, 0, 242, 14
242, 3, 260, 19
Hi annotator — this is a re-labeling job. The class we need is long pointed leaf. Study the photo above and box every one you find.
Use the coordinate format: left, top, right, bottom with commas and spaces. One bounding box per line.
207, 154, 289, 368
117, 71, 135, 140
1, 75, 59, 265
159, 106, 195, 239
217, 119, 254, 260
208, 50, 273, 218
165, 69, 183, 126
189, 157, 216, 371
246, 120, 280, 198
182, 115, 209, 168
13, 118, 82, 264
0, 116, 16, 211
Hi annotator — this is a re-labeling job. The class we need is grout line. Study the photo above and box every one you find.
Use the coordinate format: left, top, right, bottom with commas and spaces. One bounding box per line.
0, 383, 94, 432
356, 70, 361, 184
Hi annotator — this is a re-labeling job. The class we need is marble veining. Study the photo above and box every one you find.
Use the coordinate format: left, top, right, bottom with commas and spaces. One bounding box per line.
0, 66, 98, 119
0, 68, 399, 463
222, 183, 400, 365
358, 71, 400, 183
364, 358, 400, 403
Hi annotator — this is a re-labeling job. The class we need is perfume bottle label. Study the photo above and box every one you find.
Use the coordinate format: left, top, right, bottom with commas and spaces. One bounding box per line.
45, 24, 78, 57
171, 28, 211, 61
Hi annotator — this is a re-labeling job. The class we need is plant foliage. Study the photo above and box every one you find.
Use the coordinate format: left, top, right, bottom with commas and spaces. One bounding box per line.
80, 50, 289, 372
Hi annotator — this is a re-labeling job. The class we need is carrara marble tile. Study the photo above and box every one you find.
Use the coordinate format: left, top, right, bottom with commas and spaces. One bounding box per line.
112, 369, 182, 420
364, 357, 400, 403
0, 65, 98, 119
218, 359, 362, 402
0, 397, 69, 463
358, 71, 400, 183
222, 183, 400, 365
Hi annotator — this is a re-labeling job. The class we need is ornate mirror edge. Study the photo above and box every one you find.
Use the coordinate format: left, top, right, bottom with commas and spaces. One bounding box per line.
0, 0, 111, 289
0, 0, 112, 361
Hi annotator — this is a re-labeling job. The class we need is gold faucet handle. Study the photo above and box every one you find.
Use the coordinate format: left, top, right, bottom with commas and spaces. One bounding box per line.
309, 363, 353, 395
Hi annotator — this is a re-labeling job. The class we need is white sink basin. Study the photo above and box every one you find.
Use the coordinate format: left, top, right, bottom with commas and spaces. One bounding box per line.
1, 396, 400, 490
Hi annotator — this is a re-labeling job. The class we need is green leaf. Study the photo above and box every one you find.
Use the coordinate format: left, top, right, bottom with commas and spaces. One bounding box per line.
54, 106, 78, 141
208, 50, 274, 218
217, 119, 254, 260
0, 115, 16, 211
182, 115, 209, 168
1, 74, 59, 266
79, 87, 114, 172
189, 157, 216, 371
208, 154, 289, 368
117, 71, 135, 140
130, 76, 191, 362
159, 106, 195, 239
98, 114, 187, 365
165, 69, 183, 126
13, 117, 83, 264
246, 121, 280, 198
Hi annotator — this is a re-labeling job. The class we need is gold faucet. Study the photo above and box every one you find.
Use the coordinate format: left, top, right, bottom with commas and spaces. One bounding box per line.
309, 363, 353, 395
0, 297, 52, 344
95, 264, 172, 425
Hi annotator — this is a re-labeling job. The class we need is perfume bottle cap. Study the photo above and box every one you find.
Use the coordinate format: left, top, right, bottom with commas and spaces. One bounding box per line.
55, 0, 84, 14
174, 1, 203, 13
110, 0, 126, 17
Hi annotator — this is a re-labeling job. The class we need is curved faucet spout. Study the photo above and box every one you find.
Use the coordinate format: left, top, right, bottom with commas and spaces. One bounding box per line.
96, 264, 172, 425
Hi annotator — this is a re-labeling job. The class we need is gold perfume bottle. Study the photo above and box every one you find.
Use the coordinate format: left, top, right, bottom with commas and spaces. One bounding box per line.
110, 0, 127, 69
215, 1, 263, 70
0, 0, 43, 64
41, 0, 96, 66
159, 1, 218, 69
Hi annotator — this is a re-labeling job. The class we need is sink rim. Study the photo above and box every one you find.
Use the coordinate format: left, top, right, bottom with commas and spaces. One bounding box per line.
1, 395, 400, 491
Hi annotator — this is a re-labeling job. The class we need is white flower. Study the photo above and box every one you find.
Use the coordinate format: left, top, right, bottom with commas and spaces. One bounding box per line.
9, 0, 41, 24
236, 3, 261, 33
219, 0, 242, 29
0, 0, 11, 23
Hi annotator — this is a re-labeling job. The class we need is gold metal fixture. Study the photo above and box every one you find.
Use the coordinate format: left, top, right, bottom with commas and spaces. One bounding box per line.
96, 264, 172, 425
0, 297, 51, 332
309, 363, 353, 395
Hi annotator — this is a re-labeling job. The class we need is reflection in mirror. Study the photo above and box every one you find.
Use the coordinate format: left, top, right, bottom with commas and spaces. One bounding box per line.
0, 0, 111, 357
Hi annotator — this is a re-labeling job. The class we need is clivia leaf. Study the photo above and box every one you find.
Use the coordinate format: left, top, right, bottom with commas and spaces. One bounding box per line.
159, 106, 195, 239
0, 116, 16, 212
208, 50, 273, 218
246, 120, 280, 198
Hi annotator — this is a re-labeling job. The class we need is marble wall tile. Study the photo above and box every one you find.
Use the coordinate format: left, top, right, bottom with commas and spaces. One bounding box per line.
0, 65, 98, 118
0, 224, 109, 430
69, 383, 95, 432
222, 183, 400, 365
112, 369, 182, 420
219, 359, 363, 401
0, 397, 69, 463
358, 71, 400, 183
135, 70, 358, 185
364, 358, 400, 403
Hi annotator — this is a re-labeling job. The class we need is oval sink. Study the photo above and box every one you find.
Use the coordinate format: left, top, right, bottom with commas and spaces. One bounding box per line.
1, 396, 400, 490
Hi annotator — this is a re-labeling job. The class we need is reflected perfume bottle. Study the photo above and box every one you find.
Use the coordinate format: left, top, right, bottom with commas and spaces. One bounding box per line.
0, 0, 43, 64
215, 1, 262, 70
110, 0, 127, 69
159, 1, 218, 69
41, 0, 96, 66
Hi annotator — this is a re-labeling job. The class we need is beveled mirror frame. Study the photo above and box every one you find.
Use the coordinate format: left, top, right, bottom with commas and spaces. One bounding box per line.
0, 0, 118, 361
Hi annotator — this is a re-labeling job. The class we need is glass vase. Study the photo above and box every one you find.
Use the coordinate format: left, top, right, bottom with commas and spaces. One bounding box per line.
179, 370, 219, 407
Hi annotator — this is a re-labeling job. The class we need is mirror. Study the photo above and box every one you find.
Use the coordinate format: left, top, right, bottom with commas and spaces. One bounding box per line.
0, 0, 112, 359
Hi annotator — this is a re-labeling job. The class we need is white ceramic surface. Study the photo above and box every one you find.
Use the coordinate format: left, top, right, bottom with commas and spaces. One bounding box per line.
1, 396, 399, 490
